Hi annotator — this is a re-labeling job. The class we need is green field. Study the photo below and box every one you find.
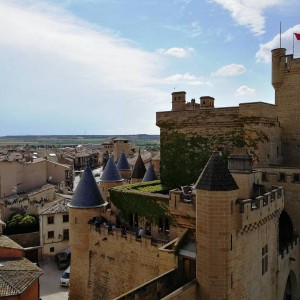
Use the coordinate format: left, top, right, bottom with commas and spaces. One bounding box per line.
0, 135, 160, 150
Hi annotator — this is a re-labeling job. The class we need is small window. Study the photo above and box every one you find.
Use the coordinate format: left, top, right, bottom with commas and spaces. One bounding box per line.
63, 229, 69, 241
262, 172, 268, 182
262, 244, 268, 275
279, 173, 286, 182
50, 247, 55, 253
293, 174, 300, 183
47, 216, 54, 224
48, 231, 54, 239
63, 214, 69, 223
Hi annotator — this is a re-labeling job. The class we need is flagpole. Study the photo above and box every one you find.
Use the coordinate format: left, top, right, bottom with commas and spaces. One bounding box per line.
293, 33, 295, 56
280, 22, 282, 48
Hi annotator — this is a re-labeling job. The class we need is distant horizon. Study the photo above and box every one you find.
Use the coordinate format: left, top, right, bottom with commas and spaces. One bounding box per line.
0, 134, 160, 138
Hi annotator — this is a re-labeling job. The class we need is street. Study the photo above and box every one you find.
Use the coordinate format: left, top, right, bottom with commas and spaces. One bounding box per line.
39, 259, 69, 300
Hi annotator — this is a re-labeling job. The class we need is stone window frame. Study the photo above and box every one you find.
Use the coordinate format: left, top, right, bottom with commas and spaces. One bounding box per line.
279, 172, 286, 182
262, 244, 268, 275
293, 173, 300, 183
47, 216, 54, 224
48, 230, 54, 239
262, 172, 268, 182
63, 229, 69, 241
63, 214, 69, 223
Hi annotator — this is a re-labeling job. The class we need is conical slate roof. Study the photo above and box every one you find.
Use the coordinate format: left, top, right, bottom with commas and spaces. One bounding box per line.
142, 162, 158, 182
116, 152, 131, 170
131, 150, 146, 179
100, 156, 123, 182
195, 151, 239, 191
69, 167, 105, 208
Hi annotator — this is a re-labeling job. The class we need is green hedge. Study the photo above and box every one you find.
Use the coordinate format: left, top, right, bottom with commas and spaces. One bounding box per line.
109, 181, 171, 225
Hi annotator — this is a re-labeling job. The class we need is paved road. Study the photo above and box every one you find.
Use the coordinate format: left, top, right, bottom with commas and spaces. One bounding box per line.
39, 259, 69, 300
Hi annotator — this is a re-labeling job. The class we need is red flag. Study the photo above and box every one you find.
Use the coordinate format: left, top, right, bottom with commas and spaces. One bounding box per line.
294, 33, 300, 40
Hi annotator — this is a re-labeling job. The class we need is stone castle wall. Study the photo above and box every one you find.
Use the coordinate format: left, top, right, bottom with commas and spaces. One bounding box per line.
85, 226, 176, 299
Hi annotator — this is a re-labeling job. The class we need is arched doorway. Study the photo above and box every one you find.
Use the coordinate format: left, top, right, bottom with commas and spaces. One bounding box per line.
284, 271, 297, 300
279, 210, 294, 252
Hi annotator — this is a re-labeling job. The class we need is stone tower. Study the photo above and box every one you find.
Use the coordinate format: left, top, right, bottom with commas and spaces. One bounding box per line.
116, 151, 131, 180
200, 96, 214, 108
272, 47, 300, 166
172, 91, 186, 111
131, 150, 146, 184
99, 155, 123, 202
68, 166, 105, 300
195, 151, 239, 299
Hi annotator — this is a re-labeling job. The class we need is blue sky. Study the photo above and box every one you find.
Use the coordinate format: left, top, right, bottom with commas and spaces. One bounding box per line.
1, 0, 300, 135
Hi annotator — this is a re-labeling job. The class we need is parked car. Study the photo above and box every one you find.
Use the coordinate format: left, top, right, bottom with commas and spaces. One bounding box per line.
55, 247, 71, 270
60, 266, 70, 287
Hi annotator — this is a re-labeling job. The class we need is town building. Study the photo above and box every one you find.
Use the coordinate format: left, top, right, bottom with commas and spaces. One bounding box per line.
39, 195, 71, 256
0, 234, 43, 299
0, 156, 72, 221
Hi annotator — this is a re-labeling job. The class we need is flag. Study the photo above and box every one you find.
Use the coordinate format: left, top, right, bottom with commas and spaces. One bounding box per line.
294, 33, 300, 40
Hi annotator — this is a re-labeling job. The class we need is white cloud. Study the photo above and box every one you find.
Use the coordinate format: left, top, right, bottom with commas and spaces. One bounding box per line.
211, 0, 282, 35
0, 0, 169, 135
158, 47, 194, 57
213, 64, 246, 76
236, 85, 256, 96
0, 1, 162, 89
256, 25, 300, 63
165, 73, 211, 86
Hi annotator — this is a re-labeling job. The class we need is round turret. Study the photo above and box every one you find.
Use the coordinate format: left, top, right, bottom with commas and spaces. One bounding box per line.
272, 48, 286, 89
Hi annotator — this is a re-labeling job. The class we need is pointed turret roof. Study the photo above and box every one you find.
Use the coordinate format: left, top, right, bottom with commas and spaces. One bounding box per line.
195, 151, 239, 191
116, 151, 131, 170
69, 167, 105, 208
142, 162, 158, 182
100, 155, 123, 182
131, 150, 146, 179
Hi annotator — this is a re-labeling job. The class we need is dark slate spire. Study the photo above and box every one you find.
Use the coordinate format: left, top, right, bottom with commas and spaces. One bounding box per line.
142, 162, 158, 182
69, 167, 104, 208
195, 151, 239, 191
100, 155, 123, 182
116, 151, 131, 170
131, 150, 146, 179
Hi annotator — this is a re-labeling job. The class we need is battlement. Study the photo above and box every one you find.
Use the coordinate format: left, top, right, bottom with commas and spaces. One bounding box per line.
157, 93, 278, 130
237, 186, 284, 233
89, 223, 170, 247
279, 236, 299, 259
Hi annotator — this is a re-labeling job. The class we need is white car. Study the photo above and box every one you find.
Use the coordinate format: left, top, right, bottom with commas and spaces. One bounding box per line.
60, 266, 70, 287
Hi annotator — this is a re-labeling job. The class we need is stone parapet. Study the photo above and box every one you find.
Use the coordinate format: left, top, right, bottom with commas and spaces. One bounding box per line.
237, 187, 284, 233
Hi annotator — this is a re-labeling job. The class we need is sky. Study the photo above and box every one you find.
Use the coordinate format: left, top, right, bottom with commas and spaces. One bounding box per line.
1, 0, 300, 136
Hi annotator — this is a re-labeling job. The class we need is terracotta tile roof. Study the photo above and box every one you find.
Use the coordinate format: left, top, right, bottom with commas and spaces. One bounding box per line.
39, 197, 70, 215
0, 235, 24, 251
0, 257, 43, 297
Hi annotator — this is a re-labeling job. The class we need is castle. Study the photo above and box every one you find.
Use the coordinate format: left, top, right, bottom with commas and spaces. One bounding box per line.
68, 47, 300, 300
